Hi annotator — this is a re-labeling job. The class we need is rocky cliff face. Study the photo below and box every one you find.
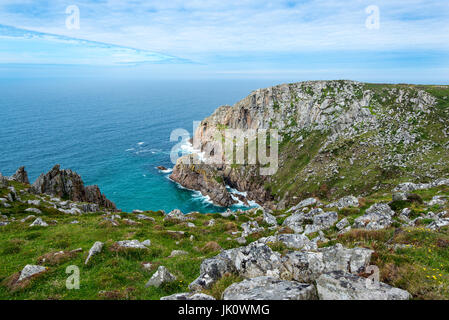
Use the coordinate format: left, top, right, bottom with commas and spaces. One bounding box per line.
10, 166, 30, 185
30, 164, 117, 211
171, 80, 449, 209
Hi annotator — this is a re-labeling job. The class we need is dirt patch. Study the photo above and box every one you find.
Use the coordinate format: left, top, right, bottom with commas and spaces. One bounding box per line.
3, 269, 47, 293
164, 230, 185, 239
278, 226, 294, 234
37, 249, 82, 266
201, 241, 222, 253
98, 288, 135, 300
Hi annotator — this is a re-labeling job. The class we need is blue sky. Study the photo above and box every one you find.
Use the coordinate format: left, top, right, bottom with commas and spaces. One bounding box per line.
0, 0, 448, 82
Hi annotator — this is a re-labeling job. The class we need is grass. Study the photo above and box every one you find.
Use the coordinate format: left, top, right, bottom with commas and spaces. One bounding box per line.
0, 184, 270, 300
2, 168, 449, 300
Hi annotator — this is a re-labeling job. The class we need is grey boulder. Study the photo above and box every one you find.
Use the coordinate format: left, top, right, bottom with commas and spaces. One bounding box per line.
316, 271, 411, 300
145, 266, 176, 288
222, 276, 317, 300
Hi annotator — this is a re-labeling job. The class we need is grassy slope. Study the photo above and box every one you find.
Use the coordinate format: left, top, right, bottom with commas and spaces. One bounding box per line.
264, 84, 449, 206
0, 182, 276, 300
1, 181, 449, 299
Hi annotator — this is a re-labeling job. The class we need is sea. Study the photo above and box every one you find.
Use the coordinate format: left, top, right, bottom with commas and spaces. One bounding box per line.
0, 78, 276, 213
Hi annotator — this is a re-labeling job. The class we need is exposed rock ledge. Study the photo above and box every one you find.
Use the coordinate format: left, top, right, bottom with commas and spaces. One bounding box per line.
30, 164, 117, 211
170, 155, 235, 207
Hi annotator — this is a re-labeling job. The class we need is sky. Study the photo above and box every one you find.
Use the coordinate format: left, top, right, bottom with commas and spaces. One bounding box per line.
0, 0, 448, 83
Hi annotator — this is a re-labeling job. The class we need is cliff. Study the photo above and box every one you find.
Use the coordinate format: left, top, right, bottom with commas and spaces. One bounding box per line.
170, 80, 449, 209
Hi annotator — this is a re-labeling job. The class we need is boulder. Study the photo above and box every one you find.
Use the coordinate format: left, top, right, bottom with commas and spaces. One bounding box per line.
282, 244, 373, 283
263, 211, 278, 226
241, 221, 264, 237
311, 211, 338, 231
353, 203, 394, 230
281, 213, 305, 233
27, 200, 41, 206
189, 242, 286, 291
169, 250, 188, 258
164, 209, 193, 222
259, 234, 317, 251
0, 173, 9, 188
427, 218, 449, 230
25, 208, 42, 214
18, 265, 47, 282
222, 276, 317, 300
160, 293, 215, 300
145, 266, 176, 288
115, 240, 151, 250
85, 241, 104, 265
326, 196, 359, 209
288, 198, 317, 212
29, 217, 48, 227
316, 271, 411, 300
136, 214, 155, 221
336, 218, 349, 230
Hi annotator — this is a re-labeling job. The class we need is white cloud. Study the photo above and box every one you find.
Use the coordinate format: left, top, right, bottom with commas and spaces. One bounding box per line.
0, 0, 447, 57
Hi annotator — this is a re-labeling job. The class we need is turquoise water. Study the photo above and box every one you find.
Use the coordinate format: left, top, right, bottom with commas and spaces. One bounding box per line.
0, 78, 275, 213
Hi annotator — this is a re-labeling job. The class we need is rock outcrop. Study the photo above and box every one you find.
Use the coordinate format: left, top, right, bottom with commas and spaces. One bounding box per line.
30, 165, 117, 211
170, 155, 235, 207
10, 166, 30, 184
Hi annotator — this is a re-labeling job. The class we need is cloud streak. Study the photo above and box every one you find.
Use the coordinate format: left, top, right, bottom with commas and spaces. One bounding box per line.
0, 24, 191, 65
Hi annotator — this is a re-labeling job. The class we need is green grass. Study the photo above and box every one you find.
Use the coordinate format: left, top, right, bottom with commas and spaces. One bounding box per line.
0, 185, 272, 300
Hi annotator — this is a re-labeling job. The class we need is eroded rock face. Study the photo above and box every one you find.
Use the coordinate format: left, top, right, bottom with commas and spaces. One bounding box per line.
316, 271, 411, 300
30, 165, 117, 211
10, 166, 30, 184
222, 276, 317, 300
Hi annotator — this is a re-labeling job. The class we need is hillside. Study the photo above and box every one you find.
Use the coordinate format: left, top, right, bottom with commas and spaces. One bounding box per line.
171, 81, 449, 210
1, 167, 449, 299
